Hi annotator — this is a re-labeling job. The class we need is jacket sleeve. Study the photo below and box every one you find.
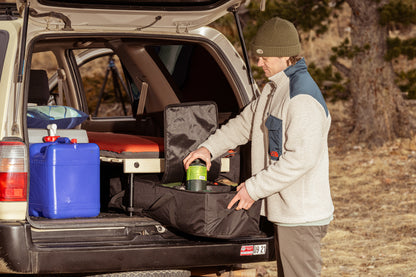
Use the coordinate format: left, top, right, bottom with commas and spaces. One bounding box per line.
245, 94, 329, 201
199, 99, 258, 160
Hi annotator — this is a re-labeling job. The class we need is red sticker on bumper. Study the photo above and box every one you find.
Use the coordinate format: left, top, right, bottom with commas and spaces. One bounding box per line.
240, 245, 254, 256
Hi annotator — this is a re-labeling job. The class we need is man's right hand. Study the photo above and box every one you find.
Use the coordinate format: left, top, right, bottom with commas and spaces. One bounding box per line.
183, 147, 212, 171
227, 183, 255, 210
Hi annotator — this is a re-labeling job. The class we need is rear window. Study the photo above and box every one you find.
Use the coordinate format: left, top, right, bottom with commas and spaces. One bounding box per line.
0, 31, 9, 80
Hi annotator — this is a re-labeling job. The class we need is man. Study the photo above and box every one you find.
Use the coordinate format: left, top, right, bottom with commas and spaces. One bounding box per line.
183, 17, 334, 276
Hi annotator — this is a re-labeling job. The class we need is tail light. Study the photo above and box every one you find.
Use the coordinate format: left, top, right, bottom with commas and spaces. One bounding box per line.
0, 141, 28, 201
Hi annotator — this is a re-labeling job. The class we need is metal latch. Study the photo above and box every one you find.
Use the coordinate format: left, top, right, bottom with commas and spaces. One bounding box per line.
175, 22, 190, 34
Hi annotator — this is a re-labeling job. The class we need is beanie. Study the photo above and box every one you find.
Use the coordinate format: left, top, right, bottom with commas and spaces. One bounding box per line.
252, 17, 301, 57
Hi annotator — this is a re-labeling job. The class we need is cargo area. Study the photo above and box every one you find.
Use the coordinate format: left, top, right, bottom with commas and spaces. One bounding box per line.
26, 34, 251, 228
18, 34, 276, 274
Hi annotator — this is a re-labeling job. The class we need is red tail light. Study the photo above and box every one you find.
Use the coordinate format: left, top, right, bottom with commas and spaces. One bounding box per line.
0, 141, 28, 201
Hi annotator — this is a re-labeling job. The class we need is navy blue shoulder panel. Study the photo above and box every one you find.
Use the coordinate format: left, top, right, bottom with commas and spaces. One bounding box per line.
284, 59, 329, 117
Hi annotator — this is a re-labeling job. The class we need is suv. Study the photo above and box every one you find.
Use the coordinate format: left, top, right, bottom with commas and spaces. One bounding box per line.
0, 1, 275, 275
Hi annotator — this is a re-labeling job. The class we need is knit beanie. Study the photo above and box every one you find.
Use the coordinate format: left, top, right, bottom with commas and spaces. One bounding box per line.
252, 17, 301, 57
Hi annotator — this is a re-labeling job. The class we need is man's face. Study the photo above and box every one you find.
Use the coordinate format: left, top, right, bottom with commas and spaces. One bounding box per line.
257, 57, 289, 77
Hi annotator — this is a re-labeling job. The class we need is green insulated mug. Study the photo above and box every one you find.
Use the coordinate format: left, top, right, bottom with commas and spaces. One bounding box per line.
186, 159, 207, 191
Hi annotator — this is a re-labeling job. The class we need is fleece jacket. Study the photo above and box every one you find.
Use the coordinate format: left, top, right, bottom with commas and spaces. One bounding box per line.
200, 58, 334, 224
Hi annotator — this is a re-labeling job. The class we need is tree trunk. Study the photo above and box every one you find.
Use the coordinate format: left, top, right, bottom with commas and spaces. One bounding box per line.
346, 0, 413, 146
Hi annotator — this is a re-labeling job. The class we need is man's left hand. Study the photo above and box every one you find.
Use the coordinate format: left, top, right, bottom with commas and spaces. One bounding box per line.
227, 183, 255, 210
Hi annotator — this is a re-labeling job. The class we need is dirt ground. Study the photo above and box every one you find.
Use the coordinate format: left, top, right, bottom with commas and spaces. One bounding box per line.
319, 100, 416, 277
207, 100, 416, 277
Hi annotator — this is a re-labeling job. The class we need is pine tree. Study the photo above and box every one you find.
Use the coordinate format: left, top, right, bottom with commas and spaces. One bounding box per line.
217, 0, 416, 146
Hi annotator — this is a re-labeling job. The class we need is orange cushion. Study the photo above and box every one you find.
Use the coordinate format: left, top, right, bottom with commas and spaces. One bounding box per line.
87, 131, 164, 157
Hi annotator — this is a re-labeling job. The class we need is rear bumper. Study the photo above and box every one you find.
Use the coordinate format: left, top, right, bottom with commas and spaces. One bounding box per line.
0, 221, 275, 274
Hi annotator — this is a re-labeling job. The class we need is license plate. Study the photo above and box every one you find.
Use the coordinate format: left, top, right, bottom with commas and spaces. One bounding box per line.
240, 244, 267, 256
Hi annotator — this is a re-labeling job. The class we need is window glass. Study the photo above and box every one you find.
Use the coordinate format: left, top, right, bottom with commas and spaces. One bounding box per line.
77, 51, 133, 118
0, 31, 9, 81
31, 51, 58, 76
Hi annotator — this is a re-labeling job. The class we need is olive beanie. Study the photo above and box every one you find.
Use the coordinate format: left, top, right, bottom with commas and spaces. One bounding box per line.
252, 17, 301, 57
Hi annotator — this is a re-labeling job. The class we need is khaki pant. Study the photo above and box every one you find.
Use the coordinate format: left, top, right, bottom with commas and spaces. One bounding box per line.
274, 224, 328, 277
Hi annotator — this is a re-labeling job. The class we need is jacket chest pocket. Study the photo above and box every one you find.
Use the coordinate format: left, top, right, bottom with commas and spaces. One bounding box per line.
265, 115, 282, 161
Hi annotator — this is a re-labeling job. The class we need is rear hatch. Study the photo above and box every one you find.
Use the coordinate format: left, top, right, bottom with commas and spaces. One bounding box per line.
20, 0, 246, 31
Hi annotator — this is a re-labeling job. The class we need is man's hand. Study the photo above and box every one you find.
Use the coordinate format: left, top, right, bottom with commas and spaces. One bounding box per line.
227, 183, 255, 210
183, 147, 212, 171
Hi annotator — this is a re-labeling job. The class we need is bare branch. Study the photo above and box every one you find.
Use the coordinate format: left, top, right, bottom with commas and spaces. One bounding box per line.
332, 61, 351, 78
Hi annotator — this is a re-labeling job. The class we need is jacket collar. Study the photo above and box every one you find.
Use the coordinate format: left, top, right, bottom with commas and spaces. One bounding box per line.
268, 68, 286, 84
267, 57, 306, 84
284, 57, 307, 77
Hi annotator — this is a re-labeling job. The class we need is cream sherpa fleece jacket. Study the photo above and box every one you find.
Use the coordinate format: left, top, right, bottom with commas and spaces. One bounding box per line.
200, 59, 334, 224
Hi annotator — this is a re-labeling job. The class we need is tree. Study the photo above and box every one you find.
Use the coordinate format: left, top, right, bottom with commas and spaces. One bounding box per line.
337, 0, 416, 145
235, 0, 416, 146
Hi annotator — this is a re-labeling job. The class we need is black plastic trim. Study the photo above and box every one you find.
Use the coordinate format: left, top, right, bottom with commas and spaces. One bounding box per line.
0, 222, 32, 273
37, 0, 230, 11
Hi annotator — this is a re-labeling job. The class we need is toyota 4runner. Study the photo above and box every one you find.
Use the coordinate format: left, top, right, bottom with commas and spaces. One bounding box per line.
0, 0, 275, 275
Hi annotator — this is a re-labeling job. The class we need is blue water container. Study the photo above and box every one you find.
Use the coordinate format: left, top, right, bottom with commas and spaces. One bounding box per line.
29, 137, 100, 219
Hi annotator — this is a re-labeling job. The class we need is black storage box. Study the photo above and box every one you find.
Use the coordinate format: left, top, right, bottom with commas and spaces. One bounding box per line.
133, 179, 262, 239
125, 102, 262, 239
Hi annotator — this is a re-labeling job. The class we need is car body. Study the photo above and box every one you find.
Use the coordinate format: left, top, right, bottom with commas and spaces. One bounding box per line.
0, 0, 274, 275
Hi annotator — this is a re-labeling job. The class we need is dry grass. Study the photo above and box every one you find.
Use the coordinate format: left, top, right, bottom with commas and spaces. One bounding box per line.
320, 101, 416, 277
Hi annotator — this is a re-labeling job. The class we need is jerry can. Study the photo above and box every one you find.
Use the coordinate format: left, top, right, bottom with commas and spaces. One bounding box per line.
29, 137, 100, 219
